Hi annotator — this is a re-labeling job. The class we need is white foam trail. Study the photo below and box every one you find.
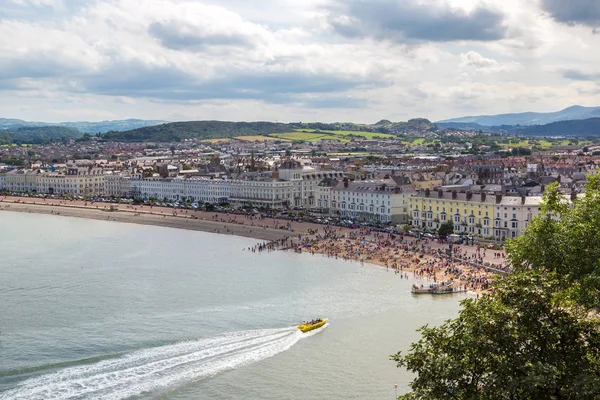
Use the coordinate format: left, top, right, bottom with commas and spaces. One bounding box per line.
1, 327, 303, 400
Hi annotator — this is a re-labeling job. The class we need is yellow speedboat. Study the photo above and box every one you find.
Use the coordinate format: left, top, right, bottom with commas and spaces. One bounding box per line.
297, 318, 327, 332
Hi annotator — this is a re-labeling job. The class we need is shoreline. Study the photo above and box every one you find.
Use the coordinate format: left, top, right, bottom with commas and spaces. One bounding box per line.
0, 201, 289, 242
1, 197, 505, 294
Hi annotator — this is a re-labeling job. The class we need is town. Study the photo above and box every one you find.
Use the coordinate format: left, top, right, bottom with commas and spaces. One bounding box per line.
1, 130, 596, 245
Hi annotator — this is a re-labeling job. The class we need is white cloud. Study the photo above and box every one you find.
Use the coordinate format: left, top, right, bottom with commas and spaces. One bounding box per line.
460, 51, 521, 73
0, 0, 599, 123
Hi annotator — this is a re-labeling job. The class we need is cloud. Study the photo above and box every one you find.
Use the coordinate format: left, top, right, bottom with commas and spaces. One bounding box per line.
9, 0, 57, 5
328, 0, 509, 43
562, 69, 600, 81
460, 51, 521, 73
146, 2, 269, 51
0, 20, 102, 80
541, 0, 600, 27
2, 0, 600, 123
149, 21, 254, 50
84, 67, 381, 103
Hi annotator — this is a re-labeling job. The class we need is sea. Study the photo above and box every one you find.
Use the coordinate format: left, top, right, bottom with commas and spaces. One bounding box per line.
0, 211, 465, 399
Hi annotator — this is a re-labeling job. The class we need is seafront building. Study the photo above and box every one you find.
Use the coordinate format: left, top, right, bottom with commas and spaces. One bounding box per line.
409, 189, 546, 241
0, 157, 587, 243
2, 167, 105, 196
493, 195, 543, 241
37, 166, 105, 196
410, 189, 497, 239
3, 169, 38, 194
335, 179, 407, 224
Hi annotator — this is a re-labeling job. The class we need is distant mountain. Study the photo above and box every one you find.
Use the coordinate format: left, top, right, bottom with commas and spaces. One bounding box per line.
0, 118, 53, 130
439, 118, 600, 137
0, 118, 169, 134
61, 119, 170, 134
517, 118, 600, 137
438, 106, 600, 127
437, 122, 490, 131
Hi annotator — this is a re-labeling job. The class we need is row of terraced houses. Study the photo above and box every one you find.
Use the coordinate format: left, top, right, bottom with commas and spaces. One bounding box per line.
0, 163, 580, 243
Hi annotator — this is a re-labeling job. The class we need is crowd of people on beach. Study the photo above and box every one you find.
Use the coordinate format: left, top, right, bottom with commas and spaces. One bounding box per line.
2, 195, 504, 294
277, 226, 504, 293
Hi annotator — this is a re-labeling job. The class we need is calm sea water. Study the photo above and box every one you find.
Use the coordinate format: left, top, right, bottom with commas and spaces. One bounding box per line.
0, 211, 464, 399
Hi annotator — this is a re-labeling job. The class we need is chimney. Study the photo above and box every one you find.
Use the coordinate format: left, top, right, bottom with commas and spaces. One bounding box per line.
571, 188, 577, 202
452, 190, 457, 199
466, 191, 473, 201
344, 177, 349, 188
438, 189, 443, 198
496, 194, 503, 204
272, 171, 280, 179
481, 192, 487, 202
541, 184, 545, 193
521, 195, 526, 205
425, 188, 430, 197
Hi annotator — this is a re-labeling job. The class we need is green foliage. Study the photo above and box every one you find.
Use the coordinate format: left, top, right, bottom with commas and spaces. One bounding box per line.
0, 132, 12, 145
393, 272, 600, 399
394, 177, 600, 399
437, 221, 454, 237
511, 147, 532, 156
6, 126, 82, 144
0, 158, 24, 166
507, 177, 600, 308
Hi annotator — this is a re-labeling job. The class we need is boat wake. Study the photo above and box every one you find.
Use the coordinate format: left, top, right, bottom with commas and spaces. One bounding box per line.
1, 327, 305, 400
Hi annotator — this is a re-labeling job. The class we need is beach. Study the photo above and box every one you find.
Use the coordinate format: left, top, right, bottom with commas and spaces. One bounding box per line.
0, 196, 506, 292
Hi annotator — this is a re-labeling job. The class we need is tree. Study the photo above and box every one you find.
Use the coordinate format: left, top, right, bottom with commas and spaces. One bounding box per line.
392, 272, 600, 399
393, 178, 600, 399
438, 221, 454, 237
508, 177, 600, 308
511, 147, 532, 156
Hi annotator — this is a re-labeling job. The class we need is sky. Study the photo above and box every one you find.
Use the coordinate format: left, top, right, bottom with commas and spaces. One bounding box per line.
1, 0, 599, 123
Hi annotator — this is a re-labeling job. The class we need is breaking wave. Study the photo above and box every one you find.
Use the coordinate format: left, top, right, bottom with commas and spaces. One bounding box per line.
1, 325, 326, 400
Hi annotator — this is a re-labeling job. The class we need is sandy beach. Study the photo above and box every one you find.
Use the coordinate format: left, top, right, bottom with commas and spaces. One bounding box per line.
0, 197, 296, 241
0, 196, 507, 293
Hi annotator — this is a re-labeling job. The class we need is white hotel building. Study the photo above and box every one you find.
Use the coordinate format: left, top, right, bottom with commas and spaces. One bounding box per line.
122, 172, 295, 209
0, 167, 105, 196
336, 179, 410, 224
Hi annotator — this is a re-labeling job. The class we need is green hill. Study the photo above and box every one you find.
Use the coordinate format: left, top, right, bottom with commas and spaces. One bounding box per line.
100, 121, 294, 142
4, 126, 83, 144
100, 119, 438, 142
